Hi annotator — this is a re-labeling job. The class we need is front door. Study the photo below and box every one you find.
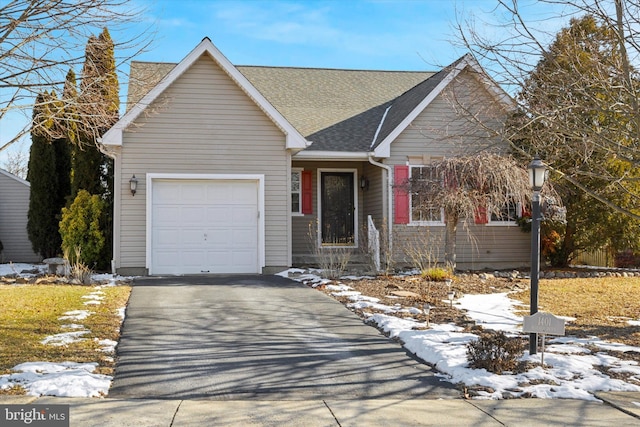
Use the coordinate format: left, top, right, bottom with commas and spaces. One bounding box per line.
320, 171, 355, 246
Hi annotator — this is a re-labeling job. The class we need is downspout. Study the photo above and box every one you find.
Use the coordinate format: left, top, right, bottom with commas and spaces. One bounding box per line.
367, 155, 393, 257
367, 103, 394, 258
97, 138, 118, 275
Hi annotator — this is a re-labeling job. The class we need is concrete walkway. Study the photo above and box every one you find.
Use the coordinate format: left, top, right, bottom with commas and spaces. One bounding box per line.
2, 392, 639, 426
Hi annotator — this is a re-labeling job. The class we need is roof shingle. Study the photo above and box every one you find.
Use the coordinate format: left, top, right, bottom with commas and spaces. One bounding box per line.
127, 60, 434, 147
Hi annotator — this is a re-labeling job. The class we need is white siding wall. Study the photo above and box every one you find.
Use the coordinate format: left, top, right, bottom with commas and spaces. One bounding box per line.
116, 54, 290, 273
388, 70, 530, 270
0, 171, 40, 263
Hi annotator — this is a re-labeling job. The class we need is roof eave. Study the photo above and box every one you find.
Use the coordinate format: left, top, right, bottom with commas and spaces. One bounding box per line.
293, 150, 371, 161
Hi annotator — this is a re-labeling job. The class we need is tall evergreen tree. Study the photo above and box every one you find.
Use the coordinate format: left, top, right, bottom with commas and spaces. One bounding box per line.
72, 28, 119, 198
68, 28, 119, 269
27, 93, 63, 258
508, 15, 640, 266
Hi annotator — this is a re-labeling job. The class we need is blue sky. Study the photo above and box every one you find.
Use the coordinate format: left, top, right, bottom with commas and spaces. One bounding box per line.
1, 0, 571, 165
136, 0, 482, 70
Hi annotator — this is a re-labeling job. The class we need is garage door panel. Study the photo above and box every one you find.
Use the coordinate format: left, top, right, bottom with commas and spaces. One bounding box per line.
186, 184, 207, 200
182, 229, 205, 246
155, 228, 181, 246
155, 206, 181, 224
206, 184, 233, 203
232, 183, 257, 202
154, 250, 181, 268
151, 179, 259, 275
177, 206, 207, 226
206, 206, 232, 222
232, 229, 257, 247
181, 250, 206, 267
232, 206, 257, 224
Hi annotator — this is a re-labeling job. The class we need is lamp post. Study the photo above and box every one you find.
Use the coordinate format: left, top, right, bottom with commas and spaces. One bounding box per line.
528, 156, 547, 355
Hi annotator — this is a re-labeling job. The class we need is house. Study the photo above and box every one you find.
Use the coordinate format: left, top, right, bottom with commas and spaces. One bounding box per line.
101, 37, 530, 276
0, 168, 41, 263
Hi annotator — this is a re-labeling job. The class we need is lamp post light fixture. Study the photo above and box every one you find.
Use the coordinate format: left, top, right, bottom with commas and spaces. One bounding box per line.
528, 156, 547, 355
129, 174, 138, 196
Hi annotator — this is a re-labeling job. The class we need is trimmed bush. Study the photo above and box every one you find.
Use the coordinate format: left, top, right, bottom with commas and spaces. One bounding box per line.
59, 190, 105, 267
421, 267, 453, 282
466, 330, 525, 374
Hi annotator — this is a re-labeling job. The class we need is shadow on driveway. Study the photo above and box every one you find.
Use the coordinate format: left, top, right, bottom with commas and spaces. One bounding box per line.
109, 275, 460, 400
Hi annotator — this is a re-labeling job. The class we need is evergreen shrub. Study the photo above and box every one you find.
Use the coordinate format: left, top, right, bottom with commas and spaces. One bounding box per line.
59, 190, 105, 267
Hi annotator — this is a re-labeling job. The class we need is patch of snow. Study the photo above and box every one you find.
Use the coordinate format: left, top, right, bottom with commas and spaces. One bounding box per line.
0, 263, 47, 277
58, 310, 93, 321
0, 362, 111, 397
456, 293, 523, 333
95, 338, 118, 353
41, 330, 89, 346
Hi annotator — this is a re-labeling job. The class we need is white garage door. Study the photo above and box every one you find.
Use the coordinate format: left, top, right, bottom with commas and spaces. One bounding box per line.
151, 179, 259, 275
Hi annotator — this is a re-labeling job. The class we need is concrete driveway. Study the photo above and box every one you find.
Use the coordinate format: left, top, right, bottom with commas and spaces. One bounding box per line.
109, 275, 460, 400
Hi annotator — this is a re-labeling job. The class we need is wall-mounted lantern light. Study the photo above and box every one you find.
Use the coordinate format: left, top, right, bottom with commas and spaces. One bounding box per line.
360, 176, 369, 191
129, 174, 138, 196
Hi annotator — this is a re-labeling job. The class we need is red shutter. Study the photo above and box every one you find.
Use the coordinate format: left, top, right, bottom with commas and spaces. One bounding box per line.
475, 205, 488, 224
394, 165, 410, 224
301, 170, 313, 214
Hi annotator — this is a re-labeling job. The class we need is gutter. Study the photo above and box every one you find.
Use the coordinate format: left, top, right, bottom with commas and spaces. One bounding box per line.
97, 138, 118, 274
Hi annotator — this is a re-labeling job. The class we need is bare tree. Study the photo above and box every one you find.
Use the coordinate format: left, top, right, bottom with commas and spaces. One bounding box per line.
405, 153, 537, 269
0, 0, 151, 152
453, 0, 640, 221
1, 145, 29, 178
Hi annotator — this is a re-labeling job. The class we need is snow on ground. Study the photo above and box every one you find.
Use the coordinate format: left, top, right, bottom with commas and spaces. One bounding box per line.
2, 265, 640, 399
0, 264, 129, 397
0, 362, 111, 398
280, 269, 640, 401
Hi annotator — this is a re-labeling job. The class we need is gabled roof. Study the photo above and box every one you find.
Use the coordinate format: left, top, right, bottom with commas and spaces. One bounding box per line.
126, 62, 433, 141
101, 38, 308, 150
372, 54, 514, 157
118, 39, 513, 159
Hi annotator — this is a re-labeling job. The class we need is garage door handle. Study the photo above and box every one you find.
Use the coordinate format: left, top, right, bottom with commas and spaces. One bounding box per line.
204, 233, 207, 241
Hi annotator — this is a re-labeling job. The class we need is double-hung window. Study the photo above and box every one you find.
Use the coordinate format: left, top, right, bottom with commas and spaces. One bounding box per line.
410, 165, 444, 225
489, 197, 521, 225
291, 169, 302, 215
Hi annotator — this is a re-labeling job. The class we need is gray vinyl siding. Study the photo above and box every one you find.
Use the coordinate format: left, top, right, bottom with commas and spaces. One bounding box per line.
117, 54, 290, 271
387, 70, 530, 269
0, 171, 40, 263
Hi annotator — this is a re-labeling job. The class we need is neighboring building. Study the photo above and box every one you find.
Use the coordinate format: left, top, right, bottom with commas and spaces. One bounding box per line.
0, 168, 40, 263
101, 37, 529, 276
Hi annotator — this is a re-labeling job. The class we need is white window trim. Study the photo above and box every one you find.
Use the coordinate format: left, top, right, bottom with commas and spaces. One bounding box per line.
408, 165, 445, 227
317, 168, 359, 249
291, 168, 304, 217
487, 201, 522, 226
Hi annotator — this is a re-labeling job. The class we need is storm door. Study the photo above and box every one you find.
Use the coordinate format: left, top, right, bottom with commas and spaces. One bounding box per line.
320, 171, 355, 246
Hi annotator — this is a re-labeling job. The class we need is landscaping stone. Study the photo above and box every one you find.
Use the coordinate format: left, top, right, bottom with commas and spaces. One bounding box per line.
388, 290, 421, 298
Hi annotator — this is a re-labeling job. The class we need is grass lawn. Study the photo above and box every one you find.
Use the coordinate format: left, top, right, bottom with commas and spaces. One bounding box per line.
0, 283, 131, 380
512, 276, 640, 348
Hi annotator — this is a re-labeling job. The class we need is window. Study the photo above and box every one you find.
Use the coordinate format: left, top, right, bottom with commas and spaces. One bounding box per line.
490, 197, 521, 224
291, 169, 302, 214
410, 165, 444, 224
